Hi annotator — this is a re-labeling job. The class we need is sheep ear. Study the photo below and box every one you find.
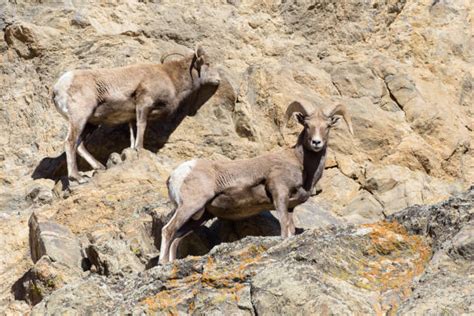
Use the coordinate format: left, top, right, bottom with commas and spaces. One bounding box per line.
295, 113, 306, 125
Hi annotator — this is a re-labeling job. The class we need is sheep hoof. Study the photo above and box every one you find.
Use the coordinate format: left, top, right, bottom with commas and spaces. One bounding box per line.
68, 175, 88, 185
95, 163, 106, 171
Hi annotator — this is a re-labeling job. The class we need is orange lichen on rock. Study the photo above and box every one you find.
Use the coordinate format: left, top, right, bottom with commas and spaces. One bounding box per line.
356, 221, 432, 314
141, 244, 267, 313
141, 288, 190, 315
201, 245, 265, 288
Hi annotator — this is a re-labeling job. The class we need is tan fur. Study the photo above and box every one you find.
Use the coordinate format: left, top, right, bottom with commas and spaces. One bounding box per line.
52, 46, 220, 183
159, 101, 354, 264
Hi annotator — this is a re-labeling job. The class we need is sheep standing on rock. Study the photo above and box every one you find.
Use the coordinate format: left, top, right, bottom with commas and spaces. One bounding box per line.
52, 46, 220, 183
159, 101, 354, 263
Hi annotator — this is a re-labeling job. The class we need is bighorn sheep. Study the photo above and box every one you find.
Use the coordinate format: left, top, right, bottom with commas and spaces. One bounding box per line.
159, 101, 354, 263
52, 46, 220, 183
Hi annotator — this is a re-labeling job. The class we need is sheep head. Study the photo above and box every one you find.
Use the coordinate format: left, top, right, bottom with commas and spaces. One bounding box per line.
286, 101, 354, 152
191, 45, 221, 86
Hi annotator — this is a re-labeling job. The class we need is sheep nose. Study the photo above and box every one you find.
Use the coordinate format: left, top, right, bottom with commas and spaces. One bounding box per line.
311, 140, 321, 147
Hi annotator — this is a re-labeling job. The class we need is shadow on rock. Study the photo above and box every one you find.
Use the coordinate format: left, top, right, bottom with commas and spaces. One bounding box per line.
175, 211, 304, 260
32, 84, 218, 181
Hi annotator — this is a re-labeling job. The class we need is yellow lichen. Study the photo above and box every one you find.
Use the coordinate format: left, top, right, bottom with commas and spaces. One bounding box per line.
353, 221, 432, 314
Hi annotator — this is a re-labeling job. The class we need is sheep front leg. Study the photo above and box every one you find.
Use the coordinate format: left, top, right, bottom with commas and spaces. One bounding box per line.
134, 97, 154, 149
269, 182, 291, 238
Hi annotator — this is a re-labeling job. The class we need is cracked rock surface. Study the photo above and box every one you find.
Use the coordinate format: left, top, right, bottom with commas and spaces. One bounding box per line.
32, 188, 474, 315
0, 0, 472, 314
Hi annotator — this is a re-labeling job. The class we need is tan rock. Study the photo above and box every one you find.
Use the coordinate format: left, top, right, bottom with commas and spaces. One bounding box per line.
0, 1, 472, 312
364, 164, 463, 214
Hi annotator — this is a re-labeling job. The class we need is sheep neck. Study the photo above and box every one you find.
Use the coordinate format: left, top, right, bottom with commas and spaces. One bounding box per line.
161, 57, 201, 114
293, 131, 327, 192
163, 57, 199, 97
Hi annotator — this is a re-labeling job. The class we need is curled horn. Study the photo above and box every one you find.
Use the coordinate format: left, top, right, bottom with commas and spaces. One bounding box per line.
327, 104, 354, 135
160, 52, 185, 64
285, 101, 315, 123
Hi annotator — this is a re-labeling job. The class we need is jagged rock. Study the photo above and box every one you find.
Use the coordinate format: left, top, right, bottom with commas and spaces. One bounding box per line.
364, 164, 462, 214
389, 187, 473, 250
32, 188, 473, 315
28, 212, 83, 268
84, 214, 157, 275
450, 223, 474, 260
1, 1, 473, 313
85, 240, 144, 276
4, 22, 60, 59
12, 256, 83, 306
25, 179, 55, 205
390, 187, 474, 314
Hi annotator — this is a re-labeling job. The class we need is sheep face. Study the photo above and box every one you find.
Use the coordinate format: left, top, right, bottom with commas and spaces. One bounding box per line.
296, 111, 338, 152
193, 47, 221, 86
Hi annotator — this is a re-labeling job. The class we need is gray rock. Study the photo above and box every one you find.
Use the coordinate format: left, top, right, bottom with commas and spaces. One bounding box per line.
12, 256, 83, 306
32, 188, 474, 315
293, 200, 346, 228
25, 179, 55, 205
391, 187, 474, 315
85, 239, 145, 276
450, 223, 474, 260
28, 212, 83, 268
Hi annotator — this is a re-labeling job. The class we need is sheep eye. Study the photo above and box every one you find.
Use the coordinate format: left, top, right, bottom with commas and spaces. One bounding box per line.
329, 116, 340, 125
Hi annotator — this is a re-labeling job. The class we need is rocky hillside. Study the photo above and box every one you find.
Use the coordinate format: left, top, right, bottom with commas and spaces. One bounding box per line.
16, 185, 474, 314
0, 0, 472, 314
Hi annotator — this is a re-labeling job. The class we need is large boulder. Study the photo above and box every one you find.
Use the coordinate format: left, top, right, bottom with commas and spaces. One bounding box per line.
28, 212, 83, 268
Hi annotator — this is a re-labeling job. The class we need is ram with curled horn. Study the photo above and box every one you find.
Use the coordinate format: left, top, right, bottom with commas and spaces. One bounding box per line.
158, 100, 355, 264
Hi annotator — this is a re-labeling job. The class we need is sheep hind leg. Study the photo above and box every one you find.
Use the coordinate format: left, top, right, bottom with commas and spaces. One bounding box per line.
287, 208, 296, 237
65, 120, 88, 184
168, 209, 212, 262
159, 196, 213, 264
77, 143, 105, 171
129, 122, 136, 149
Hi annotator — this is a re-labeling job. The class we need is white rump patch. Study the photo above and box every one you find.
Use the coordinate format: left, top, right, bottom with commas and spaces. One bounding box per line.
168, 159, 197, 205
53, 71, 74, 117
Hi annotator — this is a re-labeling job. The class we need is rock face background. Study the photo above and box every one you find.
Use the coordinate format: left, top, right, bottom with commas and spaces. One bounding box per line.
0, 0, 472, 314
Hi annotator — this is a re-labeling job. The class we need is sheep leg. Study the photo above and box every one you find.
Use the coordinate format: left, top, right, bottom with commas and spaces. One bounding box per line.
287, 208, 296, 237
65, 120, 89, 183
268, 183, 291, 238
134, 97, 153, 149
77, 143, 105, 170
159, 197, 212, 264
168, 232, 192, 262
129, 122, 136, 149
168, 210, 210, 262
